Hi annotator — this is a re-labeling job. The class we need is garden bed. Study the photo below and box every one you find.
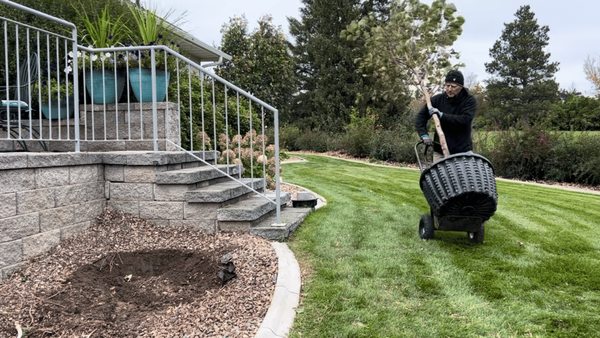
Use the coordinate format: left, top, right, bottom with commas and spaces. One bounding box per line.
0, 208, 277, 337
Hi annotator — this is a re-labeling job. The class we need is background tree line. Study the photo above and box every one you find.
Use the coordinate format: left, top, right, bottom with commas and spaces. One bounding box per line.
217, 0, 600, 185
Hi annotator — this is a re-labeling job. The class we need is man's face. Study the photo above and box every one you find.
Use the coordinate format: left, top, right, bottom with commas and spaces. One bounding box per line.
445, 82, 462, 97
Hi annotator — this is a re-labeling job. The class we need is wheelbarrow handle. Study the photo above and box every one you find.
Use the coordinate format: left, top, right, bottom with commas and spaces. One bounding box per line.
414, 140, 435, 173
423, 91, 450, 158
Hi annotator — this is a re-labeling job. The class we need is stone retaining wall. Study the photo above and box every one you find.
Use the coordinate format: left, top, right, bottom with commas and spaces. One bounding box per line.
0, 151, 210, 280
0, 156, 105, 279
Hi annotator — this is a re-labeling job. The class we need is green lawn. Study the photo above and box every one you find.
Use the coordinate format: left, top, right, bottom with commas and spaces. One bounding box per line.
282, 154, 600, 338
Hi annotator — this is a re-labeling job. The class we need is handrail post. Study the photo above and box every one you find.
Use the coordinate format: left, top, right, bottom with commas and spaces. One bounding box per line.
274, 109, 282, 225
151, 47, 158, 152
72, 29, 80, 152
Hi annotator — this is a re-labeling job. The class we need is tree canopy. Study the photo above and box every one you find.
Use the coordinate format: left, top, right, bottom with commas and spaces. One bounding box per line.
484, 5, 559, 128
288, 0, 364, 132
217, 15, 296, 125
342, 0, 465, 105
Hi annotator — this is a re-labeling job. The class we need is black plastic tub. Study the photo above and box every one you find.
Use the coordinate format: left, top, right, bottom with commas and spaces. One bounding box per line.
419, 151, 498, 221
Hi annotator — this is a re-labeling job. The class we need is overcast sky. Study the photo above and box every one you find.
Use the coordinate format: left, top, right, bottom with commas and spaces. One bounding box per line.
157, 0, 599, 95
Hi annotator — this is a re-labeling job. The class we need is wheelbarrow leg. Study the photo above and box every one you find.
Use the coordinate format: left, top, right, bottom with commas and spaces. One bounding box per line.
468, 224, 485, 243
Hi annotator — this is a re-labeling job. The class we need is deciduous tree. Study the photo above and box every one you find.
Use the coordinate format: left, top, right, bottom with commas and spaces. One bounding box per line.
342, 0, 464, 118
583, 55, 600, 96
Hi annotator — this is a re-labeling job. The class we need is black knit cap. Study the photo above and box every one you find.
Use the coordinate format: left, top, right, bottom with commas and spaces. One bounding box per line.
445, 70, 464, 86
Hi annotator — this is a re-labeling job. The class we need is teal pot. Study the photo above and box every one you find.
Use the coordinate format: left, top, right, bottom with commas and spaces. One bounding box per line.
85, 68, 126, 104
129, 68, 171, 102
41, 96, 75, 120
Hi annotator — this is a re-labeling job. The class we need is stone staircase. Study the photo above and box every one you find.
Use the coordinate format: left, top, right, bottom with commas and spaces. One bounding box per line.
105, 151, 311, 239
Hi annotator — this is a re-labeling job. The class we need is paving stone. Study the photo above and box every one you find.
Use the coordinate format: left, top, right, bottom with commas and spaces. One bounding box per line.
23, 229, 60, 258
123, 165, 167, 182
217, 192, 290, 222
73, 200, 105, 223
105, 165, 124, 181
139, 201, 184, 220
154, 184, 193, 201
107, 200, 139, 217
170, 220, 216, 234
39, 206, 74, 232
156, 164, 240, 184
0, 153, 28, 170
55, 182, 105, 206
186, 178, 265, 203
17, 188, 55, 214
0, 169, 35, 194
184, 203, 219, 220
0, 193, 17, 218
35, 167, 69, 189
251, 207, 312, 239
218, 221, 251, 233
0, 240, 23, 268
69, 165, 99, 184
0, 213, 39, 242
61, 221, 92, 240
109, 183, 153, 200
1, 261, 26, 281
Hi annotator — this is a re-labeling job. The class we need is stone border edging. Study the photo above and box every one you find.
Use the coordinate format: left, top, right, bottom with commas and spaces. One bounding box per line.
255, 242, 301, 338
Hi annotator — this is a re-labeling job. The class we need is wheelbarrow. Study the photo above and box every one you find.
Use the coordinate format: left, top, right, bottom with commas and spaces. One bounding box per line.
414, 98, 497, 242
415, 141, 498, 242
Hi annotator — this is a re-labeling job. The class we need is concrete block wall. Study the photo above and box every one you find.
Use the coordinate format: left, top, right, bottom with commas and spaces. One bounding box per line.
0, 153, 106, 279
105, 164, 226, 235
0, 151, 217, 280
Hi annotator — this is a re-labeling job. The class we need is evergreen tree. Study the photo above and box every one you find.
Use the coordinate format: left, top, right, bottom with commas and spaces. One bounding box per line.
218, 15, 296, 125
288, 0, 363, 132
484, 5, 560, 128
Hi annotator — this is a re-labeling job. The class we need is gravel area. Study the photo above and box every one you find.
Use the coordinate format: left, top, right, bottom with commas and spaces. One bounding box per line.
0, 208, 277, 338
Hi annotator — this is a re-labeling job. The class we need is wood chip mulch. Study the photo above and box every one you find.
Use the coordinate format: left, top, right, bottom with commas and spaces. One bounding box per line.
0, 208, 277, 338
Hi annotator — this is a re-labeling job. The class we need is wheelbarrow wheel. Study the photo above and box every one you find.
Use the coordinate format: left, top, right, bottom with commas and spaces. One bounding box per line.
419, 214, 435, 239
468, 224, 485, 243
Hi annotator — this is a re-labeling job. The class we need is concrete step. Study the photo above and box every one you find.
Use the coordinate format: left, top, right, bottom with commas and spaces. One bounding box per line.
250, 207, 312, 240
155, 164, 241, 184
217, 192, 291, 222
186, 178, 265, 203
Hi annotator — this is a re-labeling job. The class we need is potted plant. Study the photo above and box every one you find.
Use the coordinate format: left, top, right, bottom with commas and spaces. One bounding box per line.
35, 77, 75, 120
72, 5, 130, 104
127, 4, 182, 102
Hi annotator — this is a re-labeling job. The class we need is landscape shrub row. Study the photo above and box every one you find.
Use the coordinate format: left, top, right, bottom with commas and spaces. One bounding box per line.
475, 126, 600, 186
281, 122, 600, 187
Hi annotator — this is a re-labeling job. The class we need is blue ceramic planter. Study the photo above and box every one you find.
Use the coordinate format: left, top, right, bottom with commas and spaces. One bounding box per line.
129, 68, 170, 102
85, 69, 126, 104
41, 96, 75, 120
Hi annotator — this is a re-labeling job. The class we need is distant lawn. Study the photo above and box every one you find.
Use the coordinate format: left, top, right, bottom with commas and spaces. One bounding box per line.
283, 154, 600, 338
473, 129, 600, 148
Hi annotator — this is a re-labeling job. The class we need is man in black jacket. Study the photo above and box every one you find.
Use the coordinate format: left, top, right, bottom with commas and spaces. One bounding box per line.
414, 70, 477, 162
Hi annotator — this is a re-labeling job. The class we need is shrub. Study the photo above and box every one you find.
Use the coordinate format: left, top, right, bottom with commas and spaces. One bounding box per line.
476, 125, 600, 186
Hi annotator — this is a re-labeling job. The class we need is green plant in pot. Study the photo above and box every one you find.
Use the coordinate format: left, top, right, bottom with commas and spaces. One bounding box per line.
127, 3, 183, 102
35, 77, 75, 120
73, 4, 130, 104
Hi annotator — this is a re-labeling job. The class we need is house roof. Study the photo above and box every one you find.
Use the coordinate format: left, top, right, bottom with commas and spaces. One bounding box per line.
169, 24, 232, 64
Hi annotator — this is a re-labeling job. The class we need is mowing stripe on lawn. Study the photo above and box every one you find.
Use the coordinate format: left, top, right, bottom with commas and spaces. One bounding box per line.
283, 154, 600, 338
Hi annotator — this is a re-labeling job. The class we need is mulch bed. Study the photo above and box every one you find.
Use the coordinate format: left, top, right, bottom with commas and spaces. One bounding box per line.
0, 208, 277, 337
